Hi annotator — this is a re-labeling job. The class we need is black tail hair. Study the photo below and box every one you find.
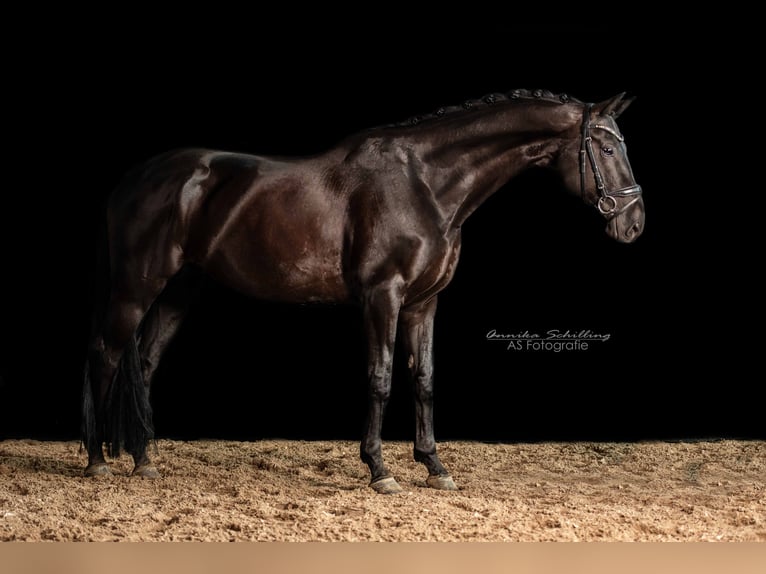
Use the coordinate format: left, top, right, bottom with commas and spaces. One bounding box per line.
81, 336, 154, 459
106, 334, 154, 458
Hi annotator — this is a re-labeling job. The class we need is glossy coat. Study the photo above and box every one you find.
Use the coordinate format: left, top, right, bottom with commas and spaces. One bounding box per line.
81, 89, 644, 491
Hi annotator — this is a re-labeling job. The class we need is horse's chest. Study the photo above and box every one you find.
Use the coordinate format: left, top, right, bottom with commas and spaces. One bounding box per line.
405, 236, 462, 304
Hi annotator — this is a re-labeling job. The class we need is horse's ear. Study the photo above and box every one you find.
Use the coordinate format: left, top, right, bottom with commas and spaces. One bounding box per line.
597, 92, 635, 119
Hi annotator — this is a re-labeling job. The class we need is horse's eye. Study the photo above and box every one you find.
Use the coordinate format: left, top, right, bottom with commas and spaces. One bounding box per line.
601, 146, 614, 157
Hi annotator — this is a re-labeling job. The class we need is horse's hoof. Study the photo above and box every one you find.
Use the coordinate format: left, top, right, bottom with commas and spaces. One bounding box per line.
131, 465, 161, 478
370, 476, 403, 494
426, 474, 458, 490
84, 463, 112, 477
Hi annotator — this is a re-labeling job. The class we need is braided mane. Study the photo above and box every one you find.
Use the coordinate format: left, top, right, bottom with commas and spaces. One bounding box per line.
382, 88, 583, 129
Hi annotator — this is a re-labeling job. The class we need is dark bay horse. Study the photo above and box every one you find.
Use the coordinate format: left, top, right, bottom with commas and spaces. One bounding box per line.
82, 89, 644, 493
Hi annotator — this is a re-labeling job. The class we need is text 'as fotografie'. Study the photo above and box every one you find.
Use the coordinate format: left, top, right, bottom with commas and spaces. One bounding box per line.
486, 329, 611, 352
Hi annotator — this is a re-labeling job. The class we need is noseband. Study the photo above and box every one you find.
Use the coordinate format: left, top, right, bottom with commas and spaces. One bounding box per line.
580, 103, 642, 217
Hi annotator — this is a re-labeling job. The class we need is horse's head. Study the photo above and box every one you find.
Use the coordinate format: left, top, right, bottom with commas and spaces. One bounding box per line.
556, 93, 644, 243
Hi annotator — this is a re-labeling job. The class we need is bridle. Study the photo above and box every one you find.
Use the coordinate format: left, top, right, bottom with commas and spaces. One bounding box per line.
580, 103, 642, 217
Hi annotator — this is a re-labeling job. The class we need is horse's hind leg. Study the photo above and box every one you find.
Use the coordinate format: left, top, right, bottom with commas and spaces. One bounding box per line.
83, 341, 111, 476
399, 297, 457, 490
133, 266, 203, 475
84, 272, 173, 478
139, 266, 203, 385
85, 292, 148, 476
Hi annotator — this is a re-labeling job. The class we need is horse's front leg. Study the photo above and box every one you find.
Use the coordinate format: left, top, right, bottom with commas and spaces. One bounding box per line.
360, 282, 403, 494
399, 297, 457, 490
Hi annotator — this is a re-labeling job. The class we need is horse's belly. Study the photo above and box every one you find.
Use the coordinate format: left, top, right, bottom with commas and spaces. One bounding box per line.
200, 236, 350, 303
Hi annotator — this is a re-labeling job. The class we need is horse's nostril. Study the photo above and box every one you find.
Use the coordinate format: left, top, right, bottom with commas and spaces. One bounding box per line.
626, 221, 642, 239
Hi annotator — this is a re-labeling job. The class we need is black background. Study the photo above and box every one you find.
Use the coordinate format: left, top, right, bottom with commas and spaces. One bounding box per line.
0, 12, 759, 444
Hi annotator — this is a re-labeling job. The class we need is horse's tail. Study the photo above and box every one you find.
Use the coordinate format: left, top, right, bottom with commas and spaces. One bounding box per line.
81, 334, 155, 459
81, 209, 154, 459
105, 333, 154, 458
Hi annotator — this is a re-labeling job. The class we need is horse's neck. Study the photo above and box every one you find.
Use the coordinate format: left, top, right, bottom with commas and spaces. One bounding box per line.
409, 103, 579, 229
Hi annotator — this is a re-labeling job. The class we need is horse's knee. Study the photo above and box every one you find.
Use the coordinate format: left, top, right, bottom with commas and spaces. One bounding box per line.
413, 377, 434, 403
367, 370, 392, 402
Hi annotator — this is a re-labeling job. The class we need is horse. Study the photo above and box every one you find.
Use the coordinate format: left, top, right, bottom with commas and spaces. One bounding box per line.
81, 88, 644, 494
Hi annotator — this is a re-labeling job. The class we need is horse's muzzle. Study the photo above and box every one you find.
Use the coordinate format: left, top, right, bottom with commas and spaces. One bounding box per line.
607, 216, 644, 243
